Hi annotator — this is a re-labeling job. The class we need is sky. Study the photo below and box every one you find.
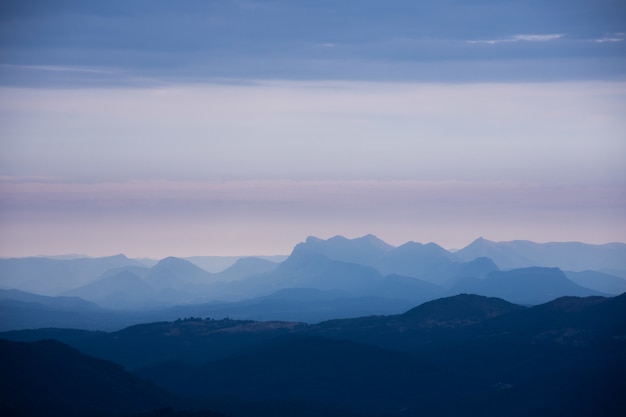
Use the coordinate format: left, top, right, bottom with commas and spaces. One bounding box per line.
0, 0, 625, 258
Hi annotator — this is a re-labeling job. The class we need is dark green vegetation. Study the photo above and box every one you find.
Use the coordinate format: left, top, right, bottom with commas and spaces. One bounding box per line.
2, 293, 625, 417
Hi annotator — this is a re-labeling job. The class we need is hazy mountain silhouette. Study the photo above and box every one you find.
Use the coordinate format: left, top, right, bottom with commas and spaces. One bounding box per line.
65, 257, 216, 309
212, 257, 279, 282
376, 241, 459, 281
0, 289, 109, 331
0, 254, 145, 295
456, 237, 626, 272
2, 235, 625, 331
184, 255, 287, 273
564, 270, 626, 295
292, 234, 394, 265
66, 270, 155, 309
450, 267, 605, 304
225, 249, 446, 305
294, 235, 498, 285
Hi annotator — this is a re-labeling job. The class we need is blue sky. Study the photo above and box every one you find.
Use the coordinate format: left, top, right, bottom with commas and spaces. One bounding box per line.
0, 0, 625, 257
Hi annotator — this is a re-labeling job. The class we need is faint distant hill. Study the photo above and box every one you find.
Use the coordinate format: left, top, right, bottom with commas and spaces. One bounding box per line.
564, 270, 626, 295
65, 257, 217, 310
293, 235, 394, 266
212, 257, 279, 281
455, 237, 626, 272
185, 255, 287, 273
0, 289, 156, 331
0, 254, 145, 295
0, 289, 101, 331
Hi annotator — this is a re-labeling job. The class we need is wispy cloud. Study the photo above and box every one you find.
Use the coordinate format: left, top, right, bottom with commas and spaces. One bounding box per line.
467, 34, 564, 45
0, 64, 119, 74
592, 33, 625, 43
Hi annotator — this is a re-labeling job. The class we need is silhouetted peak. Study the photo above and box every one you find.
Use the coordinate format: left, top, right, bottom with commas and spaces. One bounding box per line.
154, 257, 192, 267
107, 254, 131, 260
151, 257, 208, 276
354, 234, 395, 250
468, 237, 496, 248
230, 256, 275, 268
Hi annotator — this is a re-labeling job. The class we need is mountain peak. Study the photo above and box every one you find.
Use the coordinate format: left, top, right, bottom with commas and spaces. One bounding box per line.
354, 234, 395, 251
401, 294, 523, 325
151, 256, 211, 277
154, 256, 188, 267
470, 237, 496, 246
304, 236, 324, 244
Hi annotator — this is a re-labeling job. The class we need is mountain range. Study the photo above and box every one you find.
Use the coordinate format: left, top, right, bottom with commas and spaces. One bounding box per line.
1, 235, 625, 330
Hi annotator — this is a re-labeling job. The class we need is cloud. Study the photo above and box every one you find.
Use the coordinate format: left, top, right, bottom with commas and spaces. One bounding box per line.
593, 33, 625, 43
2, 80, 624, 186
0, 64, 119, 74
466, 34, 564, 45
512, 34, 563, 42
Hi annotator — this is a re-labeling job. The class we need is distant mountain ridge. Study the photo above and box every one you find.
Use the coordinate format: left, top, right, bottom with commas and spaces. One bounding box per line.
1, 235, 625, 330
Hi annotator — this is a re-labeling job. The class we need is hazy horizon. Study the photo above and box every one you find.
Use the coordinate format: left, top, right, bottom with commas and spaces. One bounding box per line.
1, 1, 624, 258
1, 233, 624, 260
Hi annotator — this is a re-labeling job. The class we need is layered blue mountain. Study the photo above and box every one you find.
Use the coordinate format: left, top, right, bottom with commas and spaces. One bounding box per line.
211, 257, 279, 281
184, 255, 287, 273
0, 289, 113, 331
292, 235, 489, 285
215, 247, 445, 304
2, 235, 625, 330
564, 270, 626, 295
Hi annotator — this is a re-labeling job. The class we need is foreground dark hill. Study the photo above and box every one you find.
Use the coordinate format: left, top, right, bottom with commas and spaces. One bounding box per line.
0, 339, 176, 417
2, 293, 625, 417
